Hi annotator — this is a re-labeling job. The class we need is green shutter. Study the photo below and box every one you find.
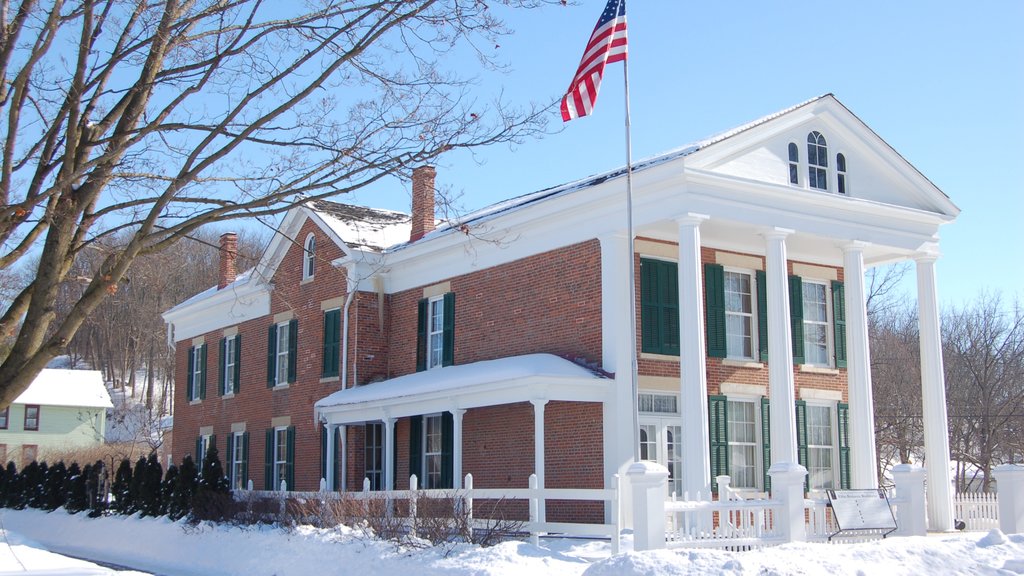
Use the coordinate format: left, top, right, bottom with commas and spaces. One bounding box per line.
838, 403, 851, 489
241, 432, 249, 490
640, 259, 679, 356
187, 347, 195, 401
441, 412, 454, 489
267, 324, 277, 387
795, 400, 808, 492
264, 428, 274, 490
199, 344, 208, 400
233, 336, 242, 394
704, 263, 726, 358
789, 276, 805, 365
416, 299, 428, 372
287, 319, 298, 384
219, 338, 227, 396
392, 423, 399, 490
226, 434, 235, 488
285, 426, 295, 491
322, 309, 341, 378
756, 270, 768, 362
708, 395, 728, 494
195, 437, 202, 461
761, 397, 772, 493
442, 292, 456, 367
408, 415, 423, 486
832, 281, 847, 368
320, 425, 328, 484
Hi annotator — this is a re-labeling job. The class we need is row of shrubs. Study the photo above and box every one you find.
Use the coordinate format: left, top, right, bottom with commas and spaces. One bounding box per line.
0, 446, 230, 521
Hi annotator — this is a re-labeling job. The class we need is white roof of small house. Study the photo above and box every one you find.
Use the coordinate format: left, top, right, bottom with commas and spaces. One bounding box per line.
14, 369, 113, 409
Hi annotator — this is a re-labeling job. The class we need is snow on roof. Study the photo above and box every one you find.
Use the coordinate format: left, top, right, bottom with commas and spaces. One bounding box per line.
309, 200, 410, 252
315, 353, 605, 409
14, 369, 113, 409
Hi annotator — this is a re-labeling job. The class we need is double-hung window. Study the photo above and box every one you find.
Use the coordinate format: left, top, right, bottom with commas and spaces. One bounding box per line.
196, 434, 212, 466
788, 276, 846, 368
423, 414, 444, 489
408, 413, 453, 489
416, 293, 455, 371
805, 404, 835, 491
227, 431, 248, 491
267, 319, 298, 387
303, 234, 316, 280
220, 335, 240, 395
276, 325, 290, 385
187, 343, 207, 401
724, 270, 756, 360
802, 281, 831, 366
364, 423, 384, 491
807, 131, 828, 190
23, 405, 39, 431
427, 298, 444, 370
726, 399, 759, 490
265, 426, 295, 491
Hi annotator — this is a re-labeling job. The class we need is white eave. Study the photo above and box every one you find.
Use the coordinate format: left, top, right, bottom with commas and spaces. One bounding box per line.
161, 273, 270, 342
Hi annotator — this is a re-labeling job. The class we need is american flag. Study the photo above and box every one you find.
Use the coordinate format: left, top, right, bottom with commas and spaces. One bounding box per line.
561, 0, 628, 122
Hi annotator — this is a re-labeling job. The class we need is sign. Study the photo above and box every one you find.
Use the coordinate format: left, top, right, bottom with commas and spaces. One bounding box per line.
826, 489, 897, 540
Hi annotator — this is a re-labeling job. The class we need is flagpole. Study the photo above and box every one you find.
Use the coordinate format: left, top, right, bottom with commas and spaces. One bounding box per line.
622, 58, 640, 463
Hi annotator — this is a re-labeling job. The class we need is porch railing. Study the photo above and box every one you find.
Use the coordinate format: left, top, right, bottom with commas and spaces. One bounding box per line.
954, 492, 999, 531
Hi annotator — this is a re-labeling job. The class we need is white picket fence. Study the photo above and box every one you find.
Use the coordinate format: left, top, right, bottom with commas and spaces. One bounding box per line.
237, 473, 621, 554
954, 492, 999, 531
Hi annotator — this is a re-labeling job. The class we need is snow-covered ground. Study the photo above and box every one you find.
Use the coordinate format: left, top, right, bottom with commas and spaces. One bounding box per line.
1, 508, 1021, 576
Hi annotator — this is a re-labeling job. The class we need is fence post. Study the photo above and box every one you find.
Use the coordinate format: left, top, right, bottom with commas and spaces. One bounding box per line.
410, 474, 418, 532
627, 461, 669, 551
891, 464, 927, 536
611, 474, 621, 555
768, 462, 807, 543
716, 475, 733, 500
529, 474, 540, 547
279, 480, 287, 518
993, 464, 1024, 535
464, 473, 474, 522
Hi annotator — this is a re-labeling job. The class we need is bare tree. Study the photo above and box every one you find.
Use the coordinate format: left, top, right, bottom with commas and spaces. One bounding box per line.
0, 0, 558, 407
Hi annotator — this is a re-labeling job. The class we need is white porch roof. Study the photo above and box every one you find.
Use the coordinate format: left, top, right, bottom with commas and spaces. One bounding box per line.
314, 353, 610, 424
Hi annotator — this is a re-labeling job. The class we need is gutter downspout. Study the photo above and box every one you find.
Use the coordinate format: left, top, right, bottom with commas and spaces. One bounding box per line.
340, 267, 358, 390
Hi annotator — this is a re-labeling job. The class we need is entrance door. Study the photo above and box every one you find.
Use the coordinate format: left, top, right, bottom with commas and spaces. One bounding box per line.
639, 416, 682, 496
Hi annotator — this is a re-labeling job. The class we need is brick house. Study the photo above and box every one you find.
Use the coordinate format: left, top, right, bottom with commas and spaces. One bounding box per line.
162, 95, 960, 528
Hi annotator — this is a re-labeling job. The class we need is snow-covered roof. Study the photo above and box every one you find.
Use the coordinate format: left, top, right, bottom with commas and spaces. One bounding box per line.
14, 369, 113, 409
309, 200, 410, 252
316, 353, 607, 412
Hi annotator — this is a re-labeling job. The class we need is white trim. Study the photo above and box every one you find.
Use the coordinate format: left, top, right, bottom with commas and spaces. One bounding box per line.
799, 388, 843, 401
720, 382, 767, 397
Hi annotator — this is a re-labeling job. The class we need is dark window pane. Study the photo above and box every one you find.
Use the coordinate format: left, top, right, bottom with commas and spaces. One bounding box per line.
790, 164, 799, 184
837, 153, 846, 171
789, 142, 799, 162
838, 174, 846, 194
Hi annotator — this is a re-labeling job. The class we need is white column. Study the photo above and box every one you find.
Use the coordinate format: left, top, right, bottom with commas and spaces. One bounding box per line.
677, 214, 711, 497
339, 425, 347, 491
453, 408, 465, 488
764, 228, 799, 466
843, 243, 878, 489
383, 416, 395, 490
532, 398, 548, 522
599, 233, 636, 525
916, 255, 954, 531
325, 423, 336, 490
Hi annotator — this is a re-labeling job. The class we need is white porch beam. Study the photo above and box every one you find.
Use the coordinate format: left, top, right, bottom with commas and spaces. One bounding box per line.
843, 242, 878, 489
677, 214, 711, 497
764, 228, 799, 465
916, 255, 954, 531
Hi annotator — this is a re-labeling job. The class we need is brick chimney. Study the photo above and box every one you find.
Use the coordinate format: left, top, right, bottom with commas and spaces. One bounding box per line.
218, 232, 238, 289
409, 165, 436, 242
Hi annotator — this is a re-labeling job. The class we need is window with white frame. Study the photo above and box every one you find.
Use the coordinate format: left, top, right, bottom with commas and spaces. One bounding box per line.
364, 422, 384, 491
727, 399, 759, 489
229, 432, 246, 490
423, 414, 443, 489
639, 424, 658, 461
638, 393, 682, 496
807, 131, 828, 190
802, 281, 831, 366
806, 404, 835, 490
788, 142, 800, 185
24, 405, 39, 431
223, 335, 237, 395
274, 427, 289, 490
427, 297, 445, 370
197, 433, 211, 466
275, 322, 290, 386
837, 153, 848, 195
724, 270, 756, 360
303, 234, 316, 279
191, 348, 204, 400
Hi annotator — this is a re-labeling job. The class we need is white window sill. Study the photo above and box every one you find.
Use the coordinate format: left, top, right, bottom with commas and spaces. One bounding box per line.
222, 392, 235, 400
189, 399, 202, 406
272, 383, 290, 390
300, 276, 314, 285
799, 364, 840, 375
639, 352, 679, 362
721, 359, 764, 369
319, 376, 340, 384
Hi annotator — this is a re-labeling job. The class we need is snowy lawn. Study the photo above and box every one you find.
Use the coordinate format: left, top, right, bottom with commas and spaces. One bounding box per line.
1, 508, 1022, 576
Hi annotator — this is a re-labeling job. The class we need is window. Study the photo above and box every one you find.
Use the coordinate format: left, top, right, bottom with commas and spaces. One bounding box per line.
416, 293, 455, 371
724, 271, 756, 360
267, 319, 298, 387
641, 258, 679, 356
727, 400, 759, 489
24, 405, 39, 431
22, 445, 37, 466
639, 393, 682, 495
303, 234, 316, 280
0, 407, 8, 429
227, 431, 248, 491
322, 308, 341, 378
221, 335, 240, 395
408, 413, 453, 489
836, 153, 847, 195
802, 281, 830, 366
196, 434, 212, 466
807, 131, 828, 190
423, 414, 443, 489
187, 344, 208, 401
805, 404, 835, 491
265, 426, 295, 491
0, 444, 5, 465
364, 422, 384, 491
638, 393, 678, 414
788, 142, 800, 185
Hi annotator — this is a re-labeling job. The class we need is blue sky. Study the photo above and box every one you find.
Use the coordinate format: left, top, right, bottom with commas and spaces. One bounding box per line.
342, 1, 1023, 308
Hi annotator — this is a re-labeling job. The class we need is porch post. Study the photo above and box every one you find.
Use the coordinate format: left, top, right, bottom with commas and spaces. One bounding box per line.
763, 228, 799, 465
916, 255, 954, 531
843, 242, 878, 488
677, 214, 711, 498
339, 424, 347, 491
325, 423, 336, 490
532, 398, 548, 522
384, 416, 395, 490
453, 408, 465, 488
